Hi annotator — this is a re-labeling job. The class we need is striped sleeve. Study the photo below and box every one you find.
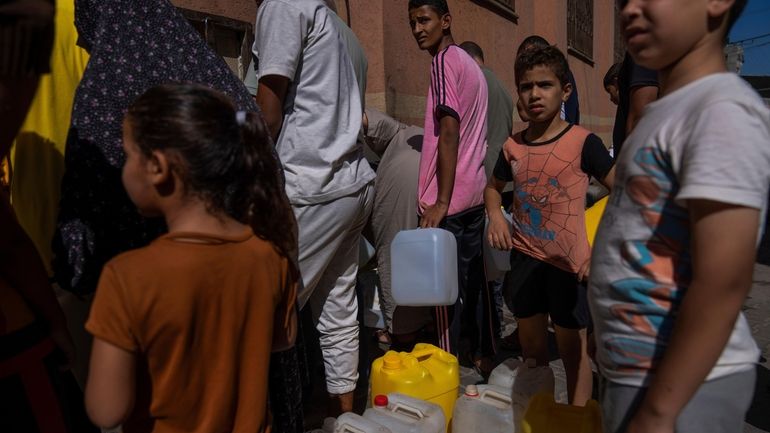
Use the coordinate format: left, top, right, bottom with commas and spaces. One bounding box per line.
430, 46, 461, 121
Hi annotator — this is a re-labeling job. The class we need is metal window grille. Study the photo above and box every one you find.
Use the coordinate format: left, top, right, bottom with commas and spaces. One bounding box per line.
177, 8, 254, 80
475, 0, 517, 21
567, 0, 594, 62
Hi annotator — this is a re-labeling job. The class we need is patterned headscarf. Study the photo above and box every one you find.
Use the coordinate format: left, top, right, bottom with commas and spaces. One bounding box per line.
55, 0, 258, 294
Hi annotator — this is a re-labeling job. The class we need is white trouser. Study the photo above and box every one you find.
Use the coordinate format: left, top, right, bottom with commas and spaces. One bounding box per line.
295, 182, 374, 394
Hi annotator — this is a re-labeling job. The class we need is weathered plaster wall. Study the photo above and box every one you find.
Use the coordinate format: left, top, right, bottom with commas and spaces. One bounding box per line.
172, 0, 618, 144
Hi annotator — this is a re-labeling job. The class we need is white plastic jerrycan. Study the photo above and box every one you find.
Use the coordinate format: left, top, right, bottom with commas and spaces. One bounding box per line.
484, 209, 513, 279
488, 358, 555, 419
307, 414, 393, 433
390, 228, 458, 306
333, 413, 394, 433
452, 384, 515, 433
363, 393, 446, 433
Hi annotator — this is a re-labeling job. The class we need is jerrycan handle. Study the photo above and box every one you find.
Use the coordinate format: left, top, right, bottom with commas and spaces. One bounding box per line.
411, 347, 439, 362
391, 403, 425, 420
338, 424, 366, 433
480, 388, 513, 405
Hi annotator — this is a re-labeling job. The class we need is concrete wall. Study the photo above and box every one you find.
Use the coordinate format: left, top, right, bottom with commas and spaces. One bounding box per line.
173, 0, 618, 144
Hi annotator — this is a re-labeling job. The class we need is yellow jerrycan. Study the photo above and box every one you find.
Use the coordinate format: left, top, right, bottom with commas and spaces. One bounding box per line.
370, 343, 460, 432
585, 196, 608, 247
521, 393, 603, 433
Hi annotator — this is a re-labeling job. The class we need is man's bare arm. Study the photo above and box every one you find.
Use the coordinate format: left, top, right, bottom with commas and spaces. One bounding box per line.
420, 114, 459, 228
256, 75, 290, 141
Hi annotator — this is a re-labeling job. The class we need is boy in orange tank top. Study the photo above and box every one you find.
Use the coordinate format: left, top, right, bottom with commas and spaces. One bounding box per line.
485, 46, 614, 406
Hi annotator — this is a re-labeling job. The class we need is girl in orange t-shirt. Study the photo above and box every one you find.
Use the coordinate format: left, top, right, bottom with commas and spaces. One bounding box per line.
84, 84, 298, 433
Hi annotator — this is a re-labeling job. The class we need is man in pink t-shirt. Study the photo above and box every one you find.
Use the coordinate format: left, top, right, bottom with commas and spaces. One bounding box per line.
408, 0, 495, 373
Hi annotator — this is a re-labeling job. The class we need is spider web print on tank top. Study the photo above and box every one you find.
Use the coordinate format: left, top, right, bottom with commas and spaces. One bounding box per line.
505, 125, 592, 274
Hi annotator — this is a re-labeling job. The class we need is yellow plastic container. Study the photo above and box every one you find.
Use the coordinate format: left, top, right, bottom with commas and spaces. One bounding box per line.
585, 196, 608, 247
521, 393, 603, 433
370, 343, 459, 432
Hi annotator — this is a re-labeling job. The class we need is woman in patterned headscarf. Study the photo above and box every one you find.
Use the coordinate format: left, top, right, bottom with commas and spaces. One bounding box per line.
55, 0, 257, 295
56, 1, 303, 431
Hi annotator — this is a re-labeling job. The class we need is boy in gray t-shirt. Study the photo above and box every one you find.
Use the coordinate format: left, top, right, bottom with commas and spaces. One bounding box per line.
589, 1, 769, 432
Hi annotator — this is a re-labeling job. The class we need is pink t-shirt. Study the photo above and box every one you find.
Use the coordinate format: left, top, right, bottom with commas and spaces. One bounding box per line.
418, 45, 488, 217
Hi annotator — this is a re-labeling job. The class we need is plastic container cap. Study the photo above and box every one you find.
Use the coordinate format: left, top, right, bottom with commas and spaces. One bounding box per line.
374, 395, 389, 407
464, 384, 479, 397
383, 353, 402, 370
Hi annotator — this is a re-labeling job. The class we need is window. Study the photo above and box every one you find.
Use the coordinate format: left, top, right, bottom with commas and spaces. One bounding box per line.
177, 8, 254, 80
567, 0, 594, 63
614, 1, 625, 63
473, 0, 517, 22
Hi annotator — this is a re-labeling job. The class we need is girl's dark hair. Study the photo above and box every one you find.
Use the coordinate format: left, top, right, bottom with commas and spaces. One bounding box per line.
408, 0, 449, 15
126, 83, 297, 264
515, 45, 570, 87
603, 62, 622, 87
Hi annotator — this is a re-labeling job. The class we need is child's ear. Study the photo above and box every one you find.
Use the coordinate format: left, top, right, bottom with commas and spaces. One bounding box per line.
707, 0, 734, 20
146, 150, 171, 186
562, 81, 573, 103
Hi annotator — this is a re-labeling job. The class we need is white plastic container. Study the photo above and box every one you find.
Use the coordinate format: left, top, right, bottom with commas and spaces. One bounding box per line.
335, 413, 393, 433
488, 358, 555, 420
363, 393, 446, 433
484, 210, 513, 279
452, 384, 515, 433
390, 229, 458, 306
307, 414, 393, 433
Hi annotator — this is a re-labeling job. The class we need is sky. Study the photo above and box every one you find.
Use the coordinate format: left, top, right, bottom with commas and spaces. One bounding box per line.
729, 0, 770, 76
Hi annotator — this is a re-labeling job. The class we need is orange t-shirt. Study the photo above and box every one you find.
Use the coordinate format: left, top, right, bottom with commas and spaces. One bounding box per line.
86, 231, 297, 433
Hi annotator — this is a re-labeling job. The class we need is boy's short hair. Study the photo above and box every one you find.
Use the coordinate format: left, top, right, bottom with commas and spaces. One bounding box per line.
408, 0, 449, 15
459, 41, 484, 62
727, 0, 747, 36
515, 45, 570, 87
517, 35, 550, 56
603, 62, 622, 88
